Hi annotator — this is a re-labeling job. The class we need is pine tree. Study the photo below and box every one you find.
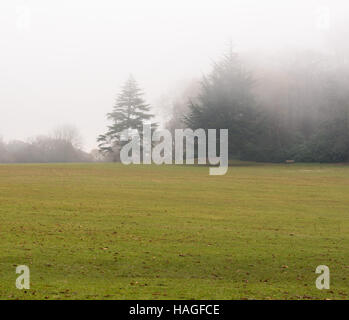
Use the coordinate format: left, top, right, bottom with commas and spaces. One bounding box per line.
184, 49, 260, 159
98, 76, 157, 159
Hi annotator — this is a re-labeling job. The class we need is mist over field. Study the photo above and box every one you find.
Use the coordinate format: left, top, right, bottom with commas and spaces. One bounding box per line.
2, 1, 349, 302
1, 0, 348, 154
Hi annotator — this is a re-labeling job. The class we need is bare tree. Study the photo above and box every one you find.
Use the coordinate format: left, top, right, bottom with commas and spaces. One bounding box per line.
51, 125, 83, 149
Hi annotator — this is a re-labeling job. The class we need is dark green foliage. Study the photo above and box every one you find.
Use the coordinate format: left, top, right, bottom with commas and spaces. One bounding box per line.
185, 50, 260, 159
184, 50, 349, 163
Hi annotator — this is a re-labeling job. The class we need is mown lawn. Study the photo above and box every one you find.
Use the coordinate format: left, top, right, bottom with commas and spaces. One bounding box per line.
0, 162, 348, 299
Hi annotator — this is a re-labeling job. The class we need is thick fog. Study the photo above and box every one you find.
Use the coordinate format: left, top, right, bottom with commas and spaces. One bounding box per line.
0, 0, 347, 151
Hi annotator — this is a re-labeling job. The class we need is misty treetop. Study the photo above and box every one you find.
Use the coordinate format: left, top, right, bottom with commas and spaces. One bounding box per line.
184, 49, 260, 159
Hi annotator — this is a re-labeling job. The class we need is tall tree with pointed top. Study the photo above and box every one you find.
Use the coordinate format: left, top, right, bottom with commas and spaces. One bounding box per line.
184, 49, 260, 159
98, 76, 157, 160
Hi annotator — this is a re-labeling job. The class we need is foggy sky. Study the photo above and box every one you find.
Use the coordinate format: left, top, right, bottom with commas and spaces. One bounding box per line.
0, 0, 346, 151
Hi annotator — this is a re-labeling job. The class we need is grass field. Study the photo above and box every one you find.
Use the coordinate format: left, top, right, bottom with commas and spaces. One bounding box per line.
0, 162, 348, 300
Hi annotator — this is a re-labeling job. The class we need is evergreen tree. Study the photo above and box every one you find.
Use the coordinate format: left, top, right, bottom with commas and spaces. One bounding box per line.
184, 49, 260, 159
98, 76, 157, 159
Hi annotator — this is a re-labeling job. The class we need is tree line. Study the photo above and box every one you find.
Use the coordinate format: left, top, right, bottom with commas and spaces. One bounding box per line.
99, 49, 349, 163
1, 48, 348, 163
0, 125, 92, 163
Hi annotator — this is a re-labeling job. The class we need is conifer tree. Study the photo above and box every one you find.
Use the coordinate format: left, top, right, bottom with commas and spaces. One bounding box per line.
184, 49, 259, 159
98, 76, 157, 159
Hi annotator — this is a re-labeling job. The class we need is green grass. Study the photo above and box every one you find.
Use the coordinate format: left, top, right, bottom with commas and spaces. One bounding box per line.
0, 162, 348, 300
